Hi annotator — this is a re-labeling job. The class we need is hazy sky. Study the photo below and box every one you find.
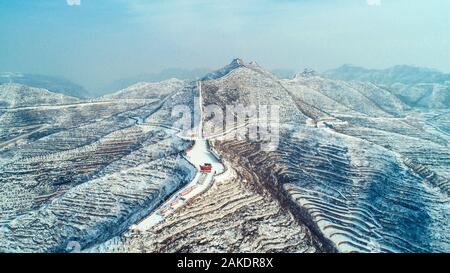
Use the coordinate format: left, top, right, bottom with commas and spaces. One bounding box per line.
1, 0, 449, 91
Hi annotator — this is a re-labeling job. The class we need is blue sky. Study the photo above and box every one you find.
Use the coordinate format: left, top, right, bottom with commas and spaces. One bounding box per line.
1, 0, 449, 91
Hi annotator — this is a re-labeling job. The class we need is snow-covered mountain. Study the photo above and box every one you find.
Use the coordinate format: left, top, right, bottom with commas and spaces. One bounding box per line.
202, 58, 245, 80
0, 59, 449, 253
0, 77, 197, 252
100, 78, 187, 100
0, 84, 79, 108
103, 68, 212, 94
202, 59, 450, 253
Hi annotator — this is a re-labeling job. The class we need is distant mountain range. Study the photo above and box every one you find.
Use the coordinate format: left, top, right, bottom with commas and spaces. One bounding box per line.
0, 67, 298, 98
0, 73, 90, 98
324, 65, 450, 109
324, 64, 450, 85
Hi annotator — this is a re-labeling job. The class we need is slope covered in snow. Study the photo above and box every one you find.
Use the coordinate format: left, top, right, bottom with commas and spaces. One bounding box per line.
0, 84, 79, 108
0, 59, 449, 253
100, 79, 187, 100
0, 81, 197, 252
203, 59, 450, 253
202, 58, 245, 81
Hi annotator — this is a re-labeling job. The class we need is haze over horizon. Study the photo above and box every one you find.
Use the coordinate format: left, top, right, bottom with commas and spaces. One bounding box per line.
1, 0, 449, 91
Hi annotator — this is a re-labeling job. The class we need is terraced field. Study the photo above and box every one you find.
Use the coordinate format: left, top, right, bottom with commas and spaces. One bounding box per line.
201, 60, 450, 252
90, 160, 322, 253
1, 59, 449, 253
212, 127, 450, 252
0, 81, 198, 252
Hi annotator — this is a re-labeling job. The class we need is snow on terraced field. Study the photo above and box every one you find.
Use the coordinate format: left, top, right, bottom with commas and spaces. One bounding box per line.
1, 59, 449, 253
